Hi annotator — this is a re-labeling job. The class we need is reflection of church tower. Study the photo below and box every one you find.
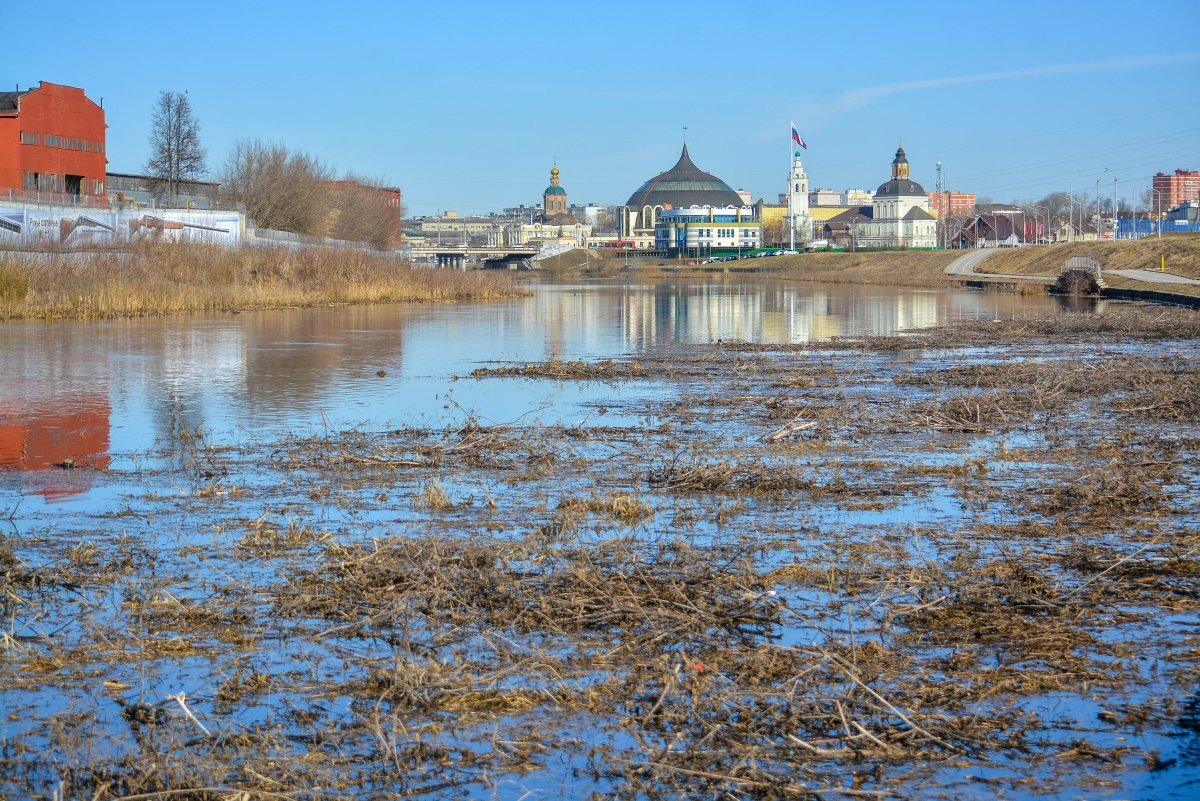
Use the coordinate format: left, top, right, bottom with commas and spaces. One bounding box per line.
543, 163, 568, 219
891, 144, 910, 179
788, 150, 812, 246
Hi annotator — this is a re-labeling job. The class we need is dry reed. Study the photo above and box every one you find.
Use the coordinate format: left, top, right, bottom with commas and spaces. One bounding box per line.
0, 241, 524, 320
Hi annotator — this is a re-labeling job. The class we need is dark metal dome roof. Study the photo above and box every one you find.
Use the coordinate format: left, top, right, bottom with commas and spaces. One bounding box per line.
625, 145, 745, 209
875, 178, 927, 197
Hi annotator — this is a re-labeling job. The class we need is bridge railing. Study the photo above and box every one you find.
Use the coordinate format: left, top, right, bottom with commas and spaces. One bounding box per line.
1062, 255, 1102, 279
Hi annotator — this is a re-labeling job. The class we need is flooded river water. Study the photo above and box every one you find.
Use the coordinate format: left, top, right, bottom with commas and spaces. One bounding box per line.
1, 277, 1059, 505
3, 277, 1195, 801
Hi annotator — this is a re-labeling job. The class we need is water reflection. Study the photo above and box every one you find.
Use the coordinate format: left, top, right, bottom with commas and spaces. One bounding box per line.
0, 278, 1063, 502
534, 280, 1005, 350
0, 395, 110, 501
1053, 295, 1108, 314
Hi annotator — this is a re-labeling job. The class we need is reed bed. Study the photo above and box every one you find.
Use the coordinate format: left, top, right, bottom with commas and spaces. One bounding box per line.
0, 242, 524, 320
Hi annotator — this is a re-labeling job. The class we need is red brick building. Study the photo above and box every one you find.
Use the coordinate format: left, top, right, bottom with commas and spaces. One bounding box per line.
0, 81, 107, 200
927, 190, 976, 218
1151, 169, 1200, 213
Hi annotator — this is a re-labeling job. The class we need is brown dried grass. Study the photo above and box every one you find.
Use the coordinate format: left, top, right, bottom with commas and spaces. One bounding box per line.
0, 241, 524, 320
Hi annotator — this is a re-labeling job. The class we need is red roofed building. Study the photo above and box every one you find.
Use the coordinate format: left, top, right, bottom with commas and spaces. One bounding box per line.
0, 81, 107, 202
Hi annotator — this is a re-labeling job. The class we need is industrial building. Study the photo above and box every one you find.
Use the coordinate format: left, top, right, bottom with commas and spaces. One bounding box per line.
106, 172, 220, 209
0, 82, 107, 201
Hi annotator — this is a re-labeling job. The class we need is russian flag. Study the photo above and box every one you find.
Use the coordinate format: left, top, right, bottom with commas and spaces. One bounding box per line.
791, 122, 807, 150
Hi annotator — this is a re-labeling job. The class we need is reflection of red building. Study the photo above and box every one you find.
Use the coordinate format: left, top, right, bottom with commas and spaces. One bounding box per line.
0, 396, 111, 501
0, 81, 107, 200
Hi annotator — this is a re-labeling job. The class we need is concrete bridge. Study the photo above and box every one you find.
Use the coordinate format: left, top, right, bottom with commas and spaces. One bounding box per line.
407, 244, 540, 270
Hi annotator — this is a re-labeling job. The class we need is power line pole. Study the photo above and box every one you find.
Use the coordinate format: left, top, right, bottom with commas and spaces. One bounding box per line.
936, 161, 943, 248
1114, 177, 1119, 240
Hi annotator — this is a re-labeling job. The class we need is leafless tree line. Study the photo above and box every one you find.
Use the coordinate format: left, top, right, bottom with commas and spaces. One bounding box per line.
218, 140, 401, 248
146, 88, 402, 248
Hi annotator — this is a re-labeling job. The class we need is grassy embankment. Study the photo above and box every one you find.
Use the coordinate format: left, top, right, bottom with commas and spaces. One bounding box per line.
544, 235, 1200, 297
979, 233, 1200, 296
0, 243, 524, 320
541, 248, 964, 288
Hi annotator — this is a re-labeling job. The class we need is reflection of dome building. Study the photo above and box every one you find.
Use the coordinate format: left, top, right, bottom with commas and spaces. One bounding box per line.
860, 145, 937, 249
620, 145, 749, 239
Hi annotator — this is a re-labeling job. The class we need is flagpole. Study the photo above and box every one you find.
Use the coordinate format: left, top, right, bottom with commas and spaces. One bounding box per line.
788, 122, 795, 252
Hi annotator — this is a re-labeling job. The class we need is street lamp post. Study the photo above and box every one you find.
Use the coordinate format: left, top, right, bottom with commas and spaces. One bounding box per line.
936, 161, 944, 249
1151, 189, 1166, 240
1113, 177, 1119, 240
1095, 178, 1101, 240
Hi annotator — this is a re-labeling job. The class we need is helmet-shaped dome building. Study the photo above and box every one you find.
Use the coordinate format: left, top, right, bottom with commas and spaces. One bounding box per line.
621, 145, 747, 237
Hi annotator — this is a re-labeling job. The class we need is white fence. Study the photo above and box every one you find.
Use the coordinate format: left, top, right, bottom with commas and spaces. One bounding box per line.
0, 201, 244, 246
0, 199, 393, 254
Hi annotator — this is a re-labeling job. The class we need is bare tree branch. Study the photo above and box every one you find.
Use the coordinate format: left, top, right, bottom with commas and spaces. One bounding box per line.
147, 91, 206, 201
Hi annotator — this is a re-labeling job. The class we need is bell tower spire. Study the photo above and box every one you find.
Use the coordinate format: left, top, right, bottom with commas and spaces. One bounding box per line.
788, 150, 812, 248
891, 142, 910, 180
543, 161, 568, 219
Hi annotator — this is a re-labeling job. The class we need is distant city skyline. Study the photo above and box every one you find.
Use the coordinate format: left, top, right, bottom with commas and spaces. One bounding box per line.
6, 0, 1199, 214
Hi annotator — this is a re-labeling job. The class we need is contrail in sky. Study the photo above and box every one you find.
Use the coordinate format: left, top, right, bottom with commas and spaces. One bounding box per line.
807, 53, 1200, 127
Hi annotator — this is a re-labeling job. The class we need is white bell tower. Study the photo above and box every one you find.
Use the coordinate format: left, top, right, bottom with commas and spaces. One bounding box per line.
788, 151, 812, 249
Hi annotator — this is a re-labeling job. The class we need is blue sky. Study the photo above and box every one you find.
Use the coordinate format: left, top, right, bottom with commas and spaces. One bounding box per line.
6, 0, 1198, 215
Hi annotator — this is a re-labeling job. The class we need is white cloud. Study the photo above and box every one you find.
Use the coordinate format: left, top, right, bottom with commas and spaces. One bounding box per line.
806, 53, 1200, 128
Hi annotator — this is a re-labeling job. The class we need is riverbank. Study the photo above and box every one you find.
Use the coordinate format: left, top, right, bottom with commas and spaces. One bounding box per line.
547, 239, 1200, 301
979, 234, 1200, 297
979, 233, 1200, 277
3, 304, 1197, 799
544, 248, 969, 289
0, 243, 524, 320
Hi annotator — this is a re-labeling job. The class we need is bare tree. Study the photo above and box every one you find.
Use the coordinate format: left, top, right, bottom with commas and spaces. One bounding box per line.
760, 216, 787, 247
146, 91, 206, 200
972, 196, 996, 214
219, 140, 332, 234
1032, 191, 1072, 224
1140, 188, 1166, 219
325, 175, 402, 249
